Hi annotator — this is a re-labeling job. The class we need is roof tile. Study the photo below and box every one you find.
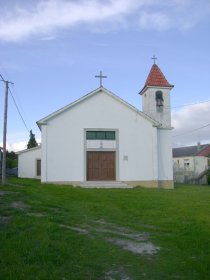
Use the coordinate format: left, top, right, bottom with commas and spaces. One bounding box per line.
197, 145, 210, 156
173, 144, 210, 157
144, 64, 172, 87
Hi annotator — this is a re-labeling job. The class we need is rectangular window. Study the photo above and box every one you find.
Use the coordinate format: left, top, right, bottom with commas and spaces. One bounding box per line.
184, 162, 190, 170
86, 131, 115, 140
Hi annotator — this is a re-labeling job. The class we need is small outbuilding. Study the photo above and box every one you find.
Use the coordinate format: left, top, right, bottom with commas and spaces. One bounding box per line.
17, 146, 41, 179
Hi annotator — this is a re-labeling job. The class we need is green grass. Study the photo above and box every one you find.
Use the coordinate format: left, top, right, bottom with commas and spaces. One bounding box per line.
1, 178, 210, 279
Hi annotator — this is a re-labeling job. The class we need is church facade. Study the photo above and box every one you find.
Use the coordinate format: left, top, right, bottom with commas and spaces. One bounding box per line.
18, 63, 174, 188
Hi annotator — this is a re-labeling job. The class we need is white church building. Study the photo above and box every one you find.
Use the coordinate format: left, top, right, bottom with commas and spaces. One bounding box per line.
18, 63, 174, 188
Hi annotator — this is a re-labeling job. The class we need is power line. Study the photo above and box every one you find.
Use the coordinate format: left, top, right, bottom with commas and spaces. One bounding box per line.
141, 99, 210, 113
1, 73, 30, 133
171, 99, 210, 109
8, 87, 30, 133
173, 124, 210, 137
0, 73, 5, 81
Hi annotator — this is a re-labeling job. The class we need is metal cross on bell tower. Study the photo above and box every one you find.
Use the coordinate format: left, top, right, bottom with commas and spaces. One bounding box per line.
95, 71, 107, 87
151, 55, 157, 64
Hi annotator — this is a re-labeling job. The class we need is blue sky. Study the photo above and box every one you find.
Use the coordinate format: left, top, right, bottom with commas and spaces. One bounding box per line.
0, 0, 210, 150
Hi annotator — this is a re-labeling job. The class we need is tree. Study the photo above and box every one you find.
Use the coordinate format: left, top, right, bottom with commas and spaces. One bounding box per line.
27, 130, 38, 149
6, 150, 18, 168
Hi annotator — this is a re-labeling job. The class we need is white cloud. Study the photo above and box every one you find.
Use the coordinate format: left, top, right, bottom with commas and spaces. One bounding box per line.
0, 0, 140, 42
138, 11, 171, 30
0, 0, 209, 42
172, 102, 210, 147
0, 141, 27, 152
9, 141, 27, 152
0, 139, 41, 152
40, 35, 55, 41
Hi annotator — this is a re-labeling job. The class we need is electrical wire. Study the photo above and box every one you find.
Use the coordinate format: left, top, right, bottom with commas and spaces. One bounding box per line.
1, 72, 30, 133
171, 99, 210, 109
173, 124, 210, 137
8, 87, 30, 133
0, 73, 5, 81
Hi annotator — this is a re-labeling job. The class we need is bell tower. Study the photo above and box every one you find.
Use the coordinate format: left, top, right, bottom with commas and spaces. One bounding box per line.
139, 62, 174, 128
139, 61, 174, 188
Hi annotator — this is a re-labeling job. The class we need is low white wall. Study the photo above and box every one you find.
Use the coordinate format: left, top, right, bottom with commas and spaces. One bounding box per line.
173, 156, 208, 183
18, 146, 41, 178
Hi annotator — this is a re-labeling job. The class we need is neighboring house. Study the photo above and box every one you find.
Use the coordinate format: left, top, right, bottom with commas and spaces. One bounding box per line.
18, 63, 174, 188
17, 146, 41, 178
173, 143, 210, 184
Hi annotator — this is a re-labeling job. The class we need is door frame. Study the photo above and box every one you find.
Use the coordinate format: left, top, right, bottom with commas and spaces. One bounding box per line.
35, 158, 41, 177
83, 128, 119, 181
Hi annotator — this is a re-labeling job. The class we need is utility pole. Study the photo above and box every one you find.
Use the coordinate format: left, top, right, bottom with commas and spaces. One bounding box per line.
1, 77, 13, 185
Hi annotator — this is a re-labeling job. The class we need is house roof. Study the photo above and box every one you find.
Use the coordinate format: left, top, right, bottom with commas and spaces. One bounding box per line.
37, 86, 161, 129
139, 64, 174, 94
173, 144, 210, 158
197, 145, 210, 156
16, 145, 41, 155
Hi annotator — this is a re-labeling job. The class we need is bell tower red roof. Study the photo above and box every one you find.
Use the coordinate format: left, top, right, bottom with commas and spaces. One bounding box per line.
140, 63, 173, 94
145, 63, 172, 87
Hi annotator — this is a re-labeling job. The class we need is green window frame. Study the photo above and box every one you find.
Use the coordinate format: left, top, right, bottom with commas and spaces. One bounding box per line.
86, 131, 115, 140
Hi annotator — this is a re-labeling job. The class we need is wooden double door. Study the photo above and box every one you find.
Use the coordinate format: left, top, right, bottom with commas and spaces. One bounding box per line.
87, 151, 116, 181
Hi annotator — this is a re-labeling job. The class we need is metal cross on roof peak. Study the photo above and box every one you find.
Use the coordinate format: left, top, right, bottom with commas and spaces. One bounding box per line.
151, 55, 157, 64
95, 71, 107, 87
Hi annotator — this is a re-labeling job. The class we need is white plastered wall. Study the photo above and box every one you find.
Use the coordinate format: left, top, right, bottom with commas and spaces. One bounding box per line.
40, 90, 159, 183
173, 156, 208, 183
157, 128, 173, 181
142, 87, 171, 128
18, 147, 41, 178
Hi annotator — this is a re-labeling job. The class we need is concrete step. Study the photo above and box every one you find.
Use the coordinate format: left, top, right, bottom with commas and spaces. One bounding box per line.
77, 181, 134, 188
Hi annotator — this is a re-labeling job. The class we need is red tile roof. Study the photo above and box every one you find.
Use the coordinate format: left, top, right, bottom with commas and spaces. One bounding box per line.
173, 144, 210, 157
144, 64, 173, 87
197, 145, 210, 156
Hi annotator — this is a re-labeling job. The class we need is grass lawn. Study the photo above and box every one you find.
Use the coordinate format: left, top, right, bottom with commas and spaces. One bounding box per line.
1, 178, 210, 280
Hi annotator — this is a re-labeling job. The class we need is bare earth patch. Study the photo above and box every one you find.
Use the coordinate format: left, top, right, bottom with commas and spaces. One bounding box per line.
95, 219, 156, 230
0, 216, 10, 227
107, 238, 159, 255
7, 183, 25, 188
59, 224, 89, 234
59, 219, 160, 256
95, 227, 148, 242
27, 212, 46, 217
104, 267, 133, 280
11, 201, 30, 210
0, 191, 19, 196
47, 206, 62, 213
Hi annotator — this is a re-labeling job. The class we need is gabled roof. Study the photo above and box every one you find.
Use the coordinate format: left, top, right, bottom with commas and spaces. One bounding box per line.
140, 64, 174, 94
173, 144, 210, 158
37, 86, 160, 129
16, 145, 41, 155
197, 145, 210, 157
